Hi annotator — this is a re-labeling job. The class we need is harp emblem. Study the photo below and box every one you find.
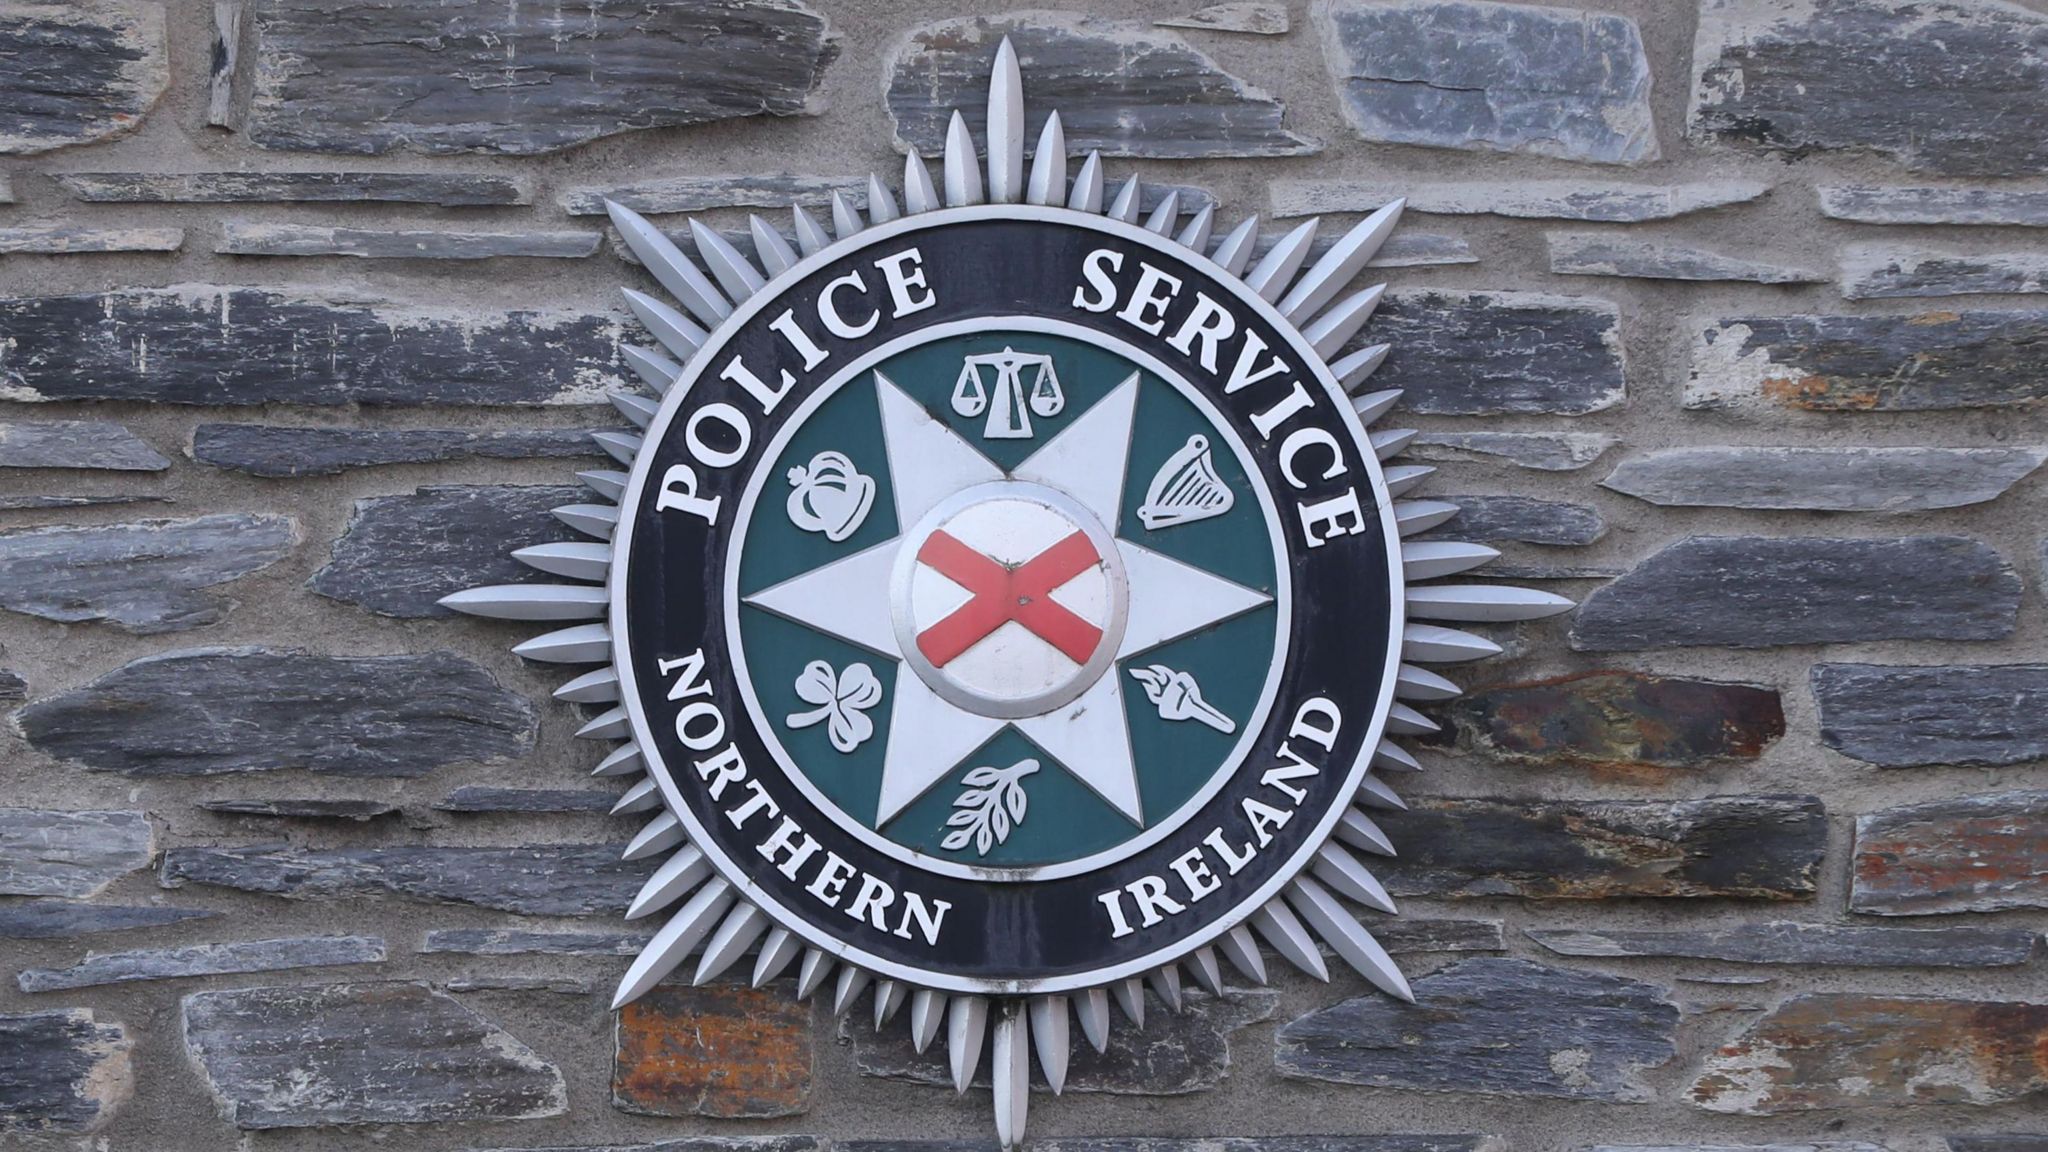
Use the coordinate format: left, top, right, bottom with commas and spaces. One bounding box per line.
1137, 434, 1235, 530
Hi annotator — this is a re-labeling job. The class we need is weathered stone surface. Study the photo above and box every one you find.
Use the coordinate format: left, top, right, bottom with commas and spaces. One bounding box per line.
616, 984, 811, 1118
447, 977, 594, 995
1691, 993, 2048, 1113
0, 900, 215, 940
163, 844, 651, 916
183, 982, 565, 1128
312, 485, 584, 617
854, 1142, 1492, 1152
0, 226, 183, 254
197, 798, 401, 821
58, 171, 534, 206
1852, 791, 2048, 916
1410, 431, 1617, 472
1842, 245, 2048, 299
888, 13, 1313, 159
219, 223, 601, 260
1549, 234, 1823, 284
1366, 918, 1505, 954
0, 514, 295, 633
852, 989, 1275, 1095
1375, 795, 1825, 900
1948, 1139, 2048, 1152
1278, 958, 1675, 1100
0, 809, 154, 898
0, 287, 625, 406
0, 421, 169, 471
1572, 536, 2021, 651
195, 425, 601, 478
436, 787, 617, 814
420, 928, 652, 956
19, 935, 386, 993
0, 1010, 131, 1133
0, 668, 22, 700
1273, 179, 1768, 221
1159, 3, 1288, 34
0, 1, 166, 155
207, 0, 239, 126
1316, 0, 1653, 165
1443, 671, 1785, 772
1359, 289, 1624, 415
0, 493, 168, 510
1690, 0, 2048, 176
20, 649, 535, 777
1420, 495, 1605, 546
1820, 185, 2048, 227
1604, 447, 2046, 513
563, 174, 866, 216
1687, 310, 2048, 413
1530, 922, 2040, 968
1253, 230, 1475, 269
1815, 663, 2048, 768
241, 0, 835, 156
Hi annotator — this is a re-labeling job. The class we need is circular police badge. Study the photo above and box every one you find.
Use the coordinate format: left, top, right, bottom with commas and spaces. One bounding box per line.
446, 35, 1570, 1147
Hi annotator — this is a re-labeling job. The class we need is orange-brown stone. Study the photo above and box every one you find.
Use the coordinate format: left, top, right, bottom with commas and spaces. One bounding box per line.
613, 982, 812, 1119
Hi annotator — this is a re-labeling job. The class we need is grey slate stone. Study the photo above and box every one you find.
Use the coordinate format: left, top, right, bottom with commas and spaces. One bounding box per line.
18, 935, 386, 993
851, 1143, 1490, 1152
0, 1010, 131, 1133
1549, 234, 1823, 284
1687, 310, 2048, 413
1571, 536, 2021, 651
194, 425, 602, 478
0, 514, 296, 633
1948, 1138, 2048, 1152
563, 174, 868, 216
1820, 186, 2048, 227
0, 1, 166, 155
1690, 0, 2048, 176
1851, 791, 2048, 916
1421, 495, 1605, 546
1841, 245, 2048, 299
0, 494, 169, 510
0, 668, 23, 700
1603, 447, 2046, 513
1410, 431, 1617, 472
1355, 918, 1504, 954
0, 287, 626, 406
1317, 0, 1654, 165
197, 798, 401, 821
1276, 957, 1676, 1100
58, 171, 534, 206
1374, 795, 1826, 901
311, 485, 585, 617
0, 809, 155, 898
182, 982, 566, 1128
1359, 289, 1624, 415
435, 787, 618, 814
473, 1141, 819, 1152
162, 844, 652, 916
1814, 663, 2048, 768
0, 421, 169, 471
0, 900, 217, 940
241, 0, 836, 156
19, 648, 535, 777
850, 988, 1275, 1095
1528, 922, 2040, 968
1158, 4, 1289, 35
208, 0, 239, 127
1272, 179, 1768, 221
0, 226, 183, 254
218, 223, 601, 260
420, 928, 653, 956
1254, 229, 1476, 269
887, 13, 1314, 159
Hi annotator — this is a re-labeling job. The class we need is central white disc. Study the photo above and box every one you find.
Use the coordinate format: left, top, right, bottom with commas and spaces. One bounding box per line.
891, 480, 1129, 720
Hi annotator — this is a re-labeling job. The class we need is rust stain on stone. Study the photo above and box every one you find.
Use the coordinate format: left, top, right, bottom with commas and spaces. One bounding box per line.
1445, 670, 1785, 776
613, 982, 812, 1119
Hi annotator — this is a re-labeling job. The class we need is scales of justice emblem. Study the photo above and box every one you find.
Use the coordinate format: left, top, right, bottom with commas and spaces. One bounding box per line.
446, 35, 1570, 1146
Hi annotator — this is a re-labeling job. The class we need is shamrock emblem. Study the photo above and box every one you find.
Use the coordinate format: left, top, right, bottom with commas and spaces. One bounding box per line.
942, 758, 1040, 856
785, 660, 883, 753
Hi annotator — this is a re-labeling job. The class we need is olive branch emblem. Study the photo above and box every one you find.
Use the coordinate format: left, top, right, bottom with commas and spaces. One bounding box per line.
941, 758, 1040, 856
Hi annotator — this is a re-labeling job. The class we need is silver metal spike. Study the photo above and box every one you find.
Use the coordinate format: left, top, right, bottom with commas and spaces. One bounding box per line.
752, 926, 802, 987
592, 742, 643, 778
796, 948, 834, 999
610, 776, 662, 815
873, 979, 908, 1028
1335, 807, 1397, 856
517, 541, 610, 583
621, 345, 681, 395
987, 37, 1024, 203
1287, 874, 1413, 1001
831, 965, 871, 1017
750, 215, 798, 277
904, 152, 940, 214
1246, 218, 1319, 302
579, 469, 628, 502
1351, 388, 1402, 427
513, 622, 610, 664
830, 190, 865, 241
1402, 539, 1501, 580
948, 994, 989, 1093
1393, 500, 1458, 536
611, 877, 734, 1007
1148, 963, 1184, 1013
1395, 663, 1462, 701
1383, 464, 1434, 498
621, 288, 706, 363
605, 200, 730, 327
1305, 284, 1386, 360
623, 810, 684, 860
1186, 946, 1225, 995
1357, 772, 1408, 811
867, 174, 901, 225
611, 389, 660, 428
1370, 427, 1416, 461
688, 219, 765, 302
1026, 111, 1066, 207
1372, 739, 1423, 774
694, 901, 768, 985
554, 503, 619, 540
944, 111, 985, 207
1313, 841, 1399, 914
1027, 994, 1070, 1094
910, 988, 948, 1053
992, 1000, 1029, 1149
1334, 343, 1393, 393
554, 665, 619, 704
1404, 623, 1504, 663
626, 844, 708, 920
1218, 923, 1268, 985
1176, 204, 1215, 252
1280, 199, 1406, 321
439, 584, 605, 622
592, 431, 642, 467
1408, 584, 1576, 622
1143, 190, 1180, 235
1077, 988, 1110, 1052
1067, 151, 1104, 213
1251, 898, 1330, 981
1110, 976, 1145, 1028
1107, 176, 1141, 223
792, 204, 831, 256
1386, 701, 1439, 736
1211, 215, 1259, 275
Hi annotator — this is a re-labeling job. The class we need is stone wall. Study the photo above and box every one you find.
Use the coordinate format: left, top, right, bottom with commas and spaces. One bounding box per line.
1, 0, 2043, 1149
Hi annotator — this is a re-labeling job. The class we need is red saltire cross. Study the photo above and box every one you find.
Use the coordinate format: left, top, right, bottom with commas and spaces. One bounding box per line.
914, 529, 1105, 667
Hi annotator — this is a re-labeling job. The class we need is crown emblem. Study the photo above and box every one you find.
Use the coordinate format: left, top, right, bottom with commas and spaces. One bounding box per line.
785, 450, 876, 541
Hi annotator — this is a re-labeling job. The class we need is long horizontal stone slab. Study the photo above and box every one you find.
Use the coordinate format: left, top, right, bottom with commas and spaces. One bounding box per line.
1687, 310, 2048, 412
241, 0, 836, 155
183, 982, 566, 1127
0, 226, 183, 254
435, 788, 617, 814
1841, 245, 2048, 299
0, 494, 167, 511
563, 174, 868, 216
420, 928, 654, 956
161, 844, 651, 916
1820, 185, 2048, 226
0, 287, 627, 406
1529, 921, 2040, 968
887, 13, 1314, 159
1852, 790, 2048, 915
0, 1, 166, 155
0, 900, 216, 940
1419, 494, 1605, 546
851, 1142, 1492, 1152
0, 1010, 131, 1134
1374, 795, 1825, 900
19, 649, 535, 777
1605, 446, 2047, 512
1160, 4, 1290, 35
1442, 671, 1785, 772
57, 171, 534, 206
18, 935, 385, 993
218, 223, 601, 260
0, 514, 296, 633
1273, 179, 1767, 221
311, 485, 586, 617
1814, 663, 2048, 768
1409, 431, 1617, 472
0, 421, 169, 471
1549, 234, 1822, 284
1360, 289, 1625, 415
1277, 957, 1675, 1100
197, 798, 400, 821
194, 425, 602, 477
1571, 536, 2021, 651
0, 809, 155, 899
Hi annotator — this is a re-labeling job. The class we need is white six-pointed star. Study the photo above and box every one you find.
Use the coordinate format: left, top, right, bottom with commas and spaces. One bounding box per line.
745, 368, 1272, 834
